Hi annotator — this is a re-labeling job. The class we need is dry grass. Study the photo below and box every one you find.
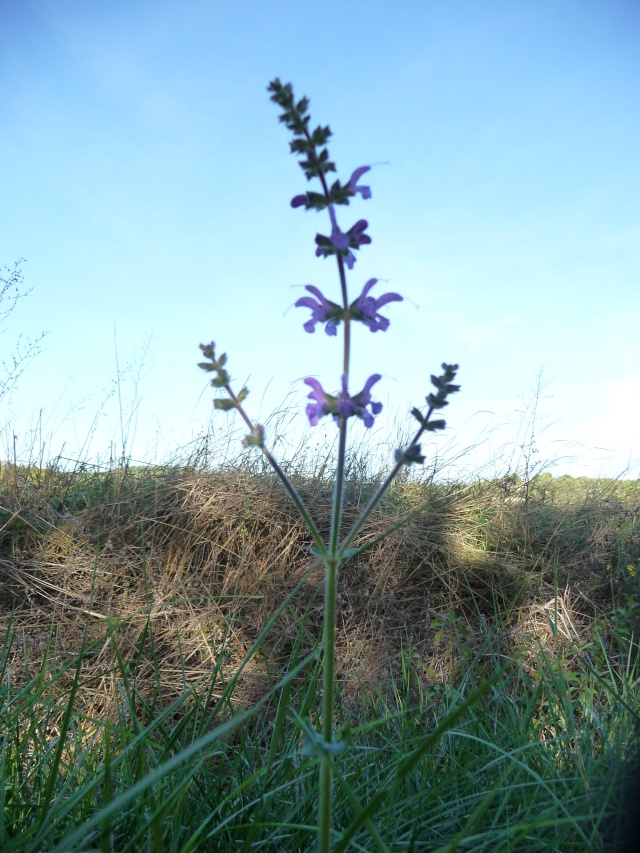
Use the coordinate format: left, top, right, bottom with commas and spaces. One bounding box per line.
1, 459, 638, 721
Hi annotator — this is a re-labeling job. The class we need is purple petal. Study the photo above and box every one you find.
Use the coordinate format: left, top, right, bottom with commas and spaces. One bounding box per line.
295, 296, 320, 310
349, 166, 372, 199
349, 220, 371, 248
358, 278, 378, 302
361, 374, 382, 400
330, 228, 350, 250
304, 284, 329, 302
375, 292, 403, 308
304, 377, 327, 403
291, 195, 306, 208
368, 317, 390, 332
361, 410, 375, 428
355, 279, 377, 304
328, 204, 339, 232
306, 404, 322, 426
349, 166, 371, 186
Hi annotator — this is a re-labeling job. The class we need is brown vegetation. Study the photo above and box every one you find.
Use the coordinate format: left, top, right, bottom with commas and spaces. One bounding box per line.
1, 460, 638, 720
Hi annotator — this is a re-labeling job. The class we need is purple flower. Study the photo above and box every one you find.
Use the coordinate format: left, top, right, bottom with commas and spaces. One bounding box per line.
350, 279, 403, 332
348, 166, 371, 200
329, 228, 350, 251
335, 374, 358, 420
350, 373, 383, 427
316, 217, 371, 269
295, 285, 343, 335
349, 219, 371, 249
326, 204, 349, 250
291, 194, 307, 208
304, 377, 332, 426
304, 374, 383, 428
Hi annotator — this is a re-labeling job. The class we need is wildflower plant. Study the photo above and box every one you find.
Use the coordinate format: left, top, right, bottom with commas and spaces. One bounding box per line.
199, 79, 460, 851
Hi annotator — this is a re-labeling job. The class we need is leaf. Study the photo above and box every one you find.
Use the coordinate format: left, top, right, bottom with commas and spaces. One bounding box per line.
426, 394, 448, 409
338, 547, 361, 561
308, 546, 327, 559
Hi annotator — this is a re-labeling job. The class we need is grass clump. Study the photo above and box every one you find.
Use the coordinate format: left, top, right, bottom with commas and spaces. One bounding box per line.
0, 454, 639, 850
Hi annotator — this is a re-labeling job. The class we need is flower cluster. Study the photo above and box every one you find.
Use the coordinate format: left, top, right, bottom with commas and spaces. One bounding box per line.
314, 218, 371, 270
305, 374, 382, 428
296, 279, 402, 336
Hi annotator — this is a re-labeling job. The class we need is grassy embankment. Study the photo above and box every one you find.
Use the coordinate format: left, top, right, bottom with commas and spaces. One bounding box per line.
0, 450, 639, 850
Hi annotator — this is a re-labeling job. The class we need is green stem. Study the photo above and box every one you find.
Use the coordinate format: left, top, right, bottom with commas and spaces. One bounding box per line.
319, 554, 338, 853
261, 445, 326, 553
336, 253, 350, 376
300, 123, 353, 851
339, 409, 434, 553
319, 418, 348, 852
225, 384, 326, 553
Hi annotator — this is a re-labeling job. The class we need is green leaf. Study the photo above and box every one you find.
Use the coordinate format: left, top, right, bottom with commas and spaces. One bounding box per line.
213, 399, 236, 411
293, 712, 353, 759
426, 394, 448, 409
338, 547, 361, 560
308, 546, 327, 559
395, 444, 425, 466
290, 138, 311, 154
199, 342, 215, 360
411, 407, 425, 425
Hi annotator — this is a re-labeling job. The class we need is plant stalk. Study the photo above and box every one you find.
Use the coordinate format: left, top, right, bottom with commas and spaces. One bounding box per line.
319, 417, 348, 852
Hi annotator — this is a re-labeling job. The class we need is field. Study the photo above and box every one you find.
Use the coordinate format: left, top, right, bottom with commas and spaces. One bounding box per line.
1, 449, 639, 851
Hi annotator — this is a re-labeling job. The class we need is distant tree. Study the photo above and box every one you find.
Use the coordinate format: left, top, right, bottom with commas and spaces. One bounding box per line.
0, 259, 46, 406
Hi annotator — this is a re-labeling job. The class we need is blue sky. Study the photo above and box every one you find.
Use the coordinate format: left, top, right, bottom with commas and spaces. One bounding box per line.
2, 0, 639, 478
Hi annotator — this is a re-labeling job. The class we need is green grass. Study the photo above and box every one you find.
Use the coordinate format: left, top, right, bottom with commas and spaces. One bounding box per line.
1, 458, 639, 850
1, 602, 637, 851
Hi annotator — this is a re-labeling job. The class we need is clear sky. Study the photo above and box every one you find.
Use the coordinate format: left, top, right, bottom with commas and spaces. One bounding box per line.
2, 0, 639, 479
